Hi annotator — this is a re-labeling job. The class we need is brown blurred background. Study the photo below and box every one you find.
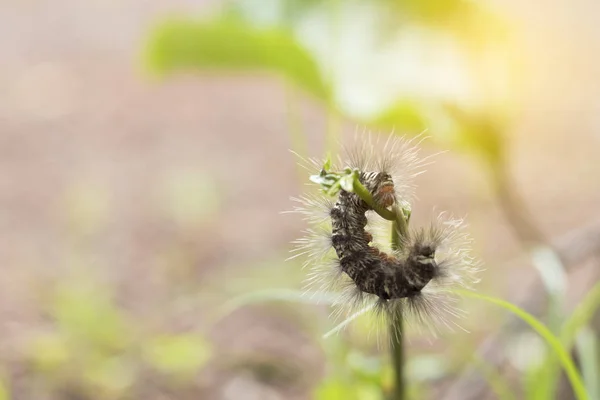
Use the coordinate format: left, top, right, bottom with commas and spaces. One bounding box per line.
1, 1, 600, 399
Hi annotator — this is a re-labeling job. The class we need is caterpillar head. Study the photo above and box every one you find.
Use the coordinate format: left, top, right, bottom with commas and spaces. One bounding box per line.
411, 241, 435, 259
406, 241, 438, 290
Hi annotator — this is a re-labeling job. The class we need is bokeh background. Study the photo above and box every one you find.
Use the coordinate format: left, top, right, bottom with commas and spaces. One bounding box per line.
1, 0, 600, 399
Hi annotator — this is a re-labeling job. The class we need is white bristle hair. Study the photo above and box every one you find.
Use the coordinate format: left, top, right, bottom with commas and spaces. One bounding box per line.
329, 212, 482, 339
338, 130, 435, 204
285, 131, 481, 342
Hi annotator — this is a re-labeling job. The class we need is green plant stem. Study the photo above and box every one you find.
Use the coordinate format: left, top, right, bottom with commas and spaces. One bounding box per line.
393, 208, 409, 246
390, 216, 406, 400
351, 174, 409, 400
351, 179, 396, 221
389, 317, 404, 400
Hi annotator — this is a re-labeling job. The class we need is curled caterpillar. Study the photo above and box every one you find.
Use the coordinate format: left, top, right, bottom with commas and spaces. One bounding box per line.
289, 133, 480, 337
330, 171, 438, 301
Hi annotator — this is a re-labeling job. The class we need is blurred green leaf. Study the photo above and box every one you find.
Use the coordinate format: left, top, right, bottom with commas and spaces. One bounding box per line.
346, 351, 383, 384
271, 0, 504, 42
82, 356, 135, 396
144, 14, 330, 100
393, 0, 469, 26
28, 332, 70, 372
314, 378, 380, 400
52, 285, 133, 352
356, 385, 381, 400
443, 103, 505, 164
367, 100, 428, 133
314, 379, 354, 400
372, 101, 506, 165
143, 334, 211, 377
389, 0, 509, 45
407, 355, 447, 383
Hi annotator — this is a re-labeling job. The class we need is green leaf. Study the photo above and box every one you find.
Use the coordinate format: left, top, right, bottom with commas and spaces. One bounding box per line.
143, 14, 330, 101
28, 332, 70, 372
458, 290, 588, 400
346, 351, 384, 384
309, 168, 359, 198
314, 379, 362, 400
442, 103, 505, 164
375, 0, 510, 52
325, 180, 343, 197
309, 172, 332, 186
369, 101, 506, 166
407, 355, 447, 383
143, 334, 212, 377
393, 0, 470, 26
322, 154, 332, 172
52, 285, 134, 352
339, 174, 355, 192
82, 356, 135, 395
367, 99, 428, 133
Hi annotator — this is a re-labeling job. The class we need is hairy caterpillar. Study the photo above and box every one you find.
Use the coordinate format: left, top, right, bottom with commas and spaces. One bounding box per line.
331, 171, 438, 301
289, 133, 480, 337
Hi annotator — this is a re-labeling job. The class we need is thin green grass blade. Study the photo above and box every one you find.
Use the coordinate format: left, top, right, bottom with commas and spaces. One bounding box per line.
528, 281, 600, 400
561, 281, 600, 400
530, 246, 568, 398
526, 355, 560, 400
217, 289, 338, 321
322, 304, 376, 339
459, 290, 588, 400
561, 282, 600, 346
575, 327, 600, 400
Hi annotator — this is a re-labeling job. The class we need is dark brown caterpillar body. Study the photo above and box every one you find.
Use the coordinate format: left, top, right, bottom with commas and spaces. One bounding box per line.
330, 171, 437, 301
